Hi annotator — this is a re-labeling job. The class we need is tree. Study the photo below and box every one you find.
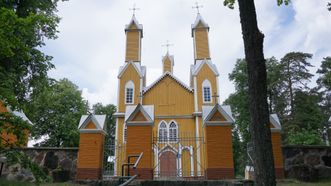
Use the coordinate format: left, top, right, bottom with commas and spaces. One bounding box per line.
328, 2, 331, 11
26, 78, 88, 147
224, 58, 282, 176
222, 0, 290, 185
92, 103, 117, 140
287, 91, 324, 145
279, 52, 313, 116
0, 1, 62, 109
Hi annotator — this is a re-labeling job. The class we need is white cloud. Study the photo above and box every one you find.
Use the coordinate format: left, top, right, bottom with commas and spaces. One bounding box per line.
42, 0, 331, 106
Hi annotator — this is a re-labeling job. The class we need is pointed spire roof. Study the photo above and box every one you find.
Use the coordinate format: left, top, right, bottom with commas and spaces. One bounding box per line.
125, 15, 143, 35
191, 13, 209, 36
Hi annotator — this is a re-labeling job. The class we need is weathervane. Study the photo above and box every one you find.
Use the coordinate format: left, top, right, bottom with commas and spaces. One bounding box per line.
162, 40, 174, 53
192, 2, 203, 14
129, 3, 140, 15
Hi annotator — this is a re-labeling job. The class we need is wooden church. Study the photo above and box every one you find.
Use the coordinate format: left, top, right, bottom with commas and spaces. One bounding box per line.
76, 12, 284, 180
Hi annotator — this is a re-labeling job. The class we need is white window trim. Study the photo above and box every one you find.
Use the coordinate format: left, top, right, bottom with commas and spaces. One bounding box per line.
158, 121, 168, 143
168, 120, 178, 143
123, 124, 127, 143
202, 79, 212, 103
125, 80, 134, 104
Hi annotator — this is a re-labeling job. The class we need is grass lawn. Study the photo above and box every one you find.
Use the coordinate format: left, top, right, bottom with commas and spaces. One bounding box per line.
0, 178, 85, 186
277, 179, 331, 186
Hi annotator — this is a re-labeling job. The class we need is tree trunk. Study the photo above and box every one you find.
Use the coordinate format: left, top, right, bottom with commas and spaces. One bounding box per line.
237, 0, 276, 185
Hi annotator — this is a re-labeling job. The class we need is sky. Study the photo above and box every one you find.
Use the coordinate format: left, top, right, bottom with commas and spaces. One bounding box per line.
42, 0, 331, 107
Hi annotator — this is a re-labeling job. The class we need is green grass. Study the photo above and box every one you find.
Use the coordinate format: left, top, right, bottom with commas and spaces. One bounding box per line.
277, 179, 331, 186
0, 178, 85, 186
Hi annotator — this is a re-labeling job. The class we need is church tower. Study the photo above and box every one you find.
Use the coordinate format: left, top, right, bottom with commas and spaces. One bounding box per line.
192, 13, 210, 62
162, 52, 174, 74
125, 15, 143, 62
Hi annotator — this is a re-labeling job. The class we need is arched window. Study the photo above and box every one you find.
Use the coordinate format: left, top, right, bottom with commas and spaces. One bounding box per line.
202, 79, 212, 103
169, 122, 178, 142
158, 122, 168, 142
125, 81, 134, 104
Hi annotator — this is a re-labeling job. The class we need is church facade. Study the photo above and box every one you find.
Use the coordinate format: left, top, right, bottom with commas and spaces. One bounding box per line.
113, 13, 236, 179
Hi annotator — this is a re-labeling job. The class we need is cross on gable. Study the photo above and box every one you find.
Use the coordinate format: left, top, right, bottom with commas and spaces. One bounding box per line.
192, 2, 203, 14
162, 40, 174, 53
212, 92, 219, 104
129, 3, 140, 15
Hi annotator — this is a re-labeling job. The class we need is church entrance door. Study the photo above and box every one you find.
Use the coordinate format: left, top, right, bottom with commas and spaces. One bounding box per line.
159, 151, 177, 178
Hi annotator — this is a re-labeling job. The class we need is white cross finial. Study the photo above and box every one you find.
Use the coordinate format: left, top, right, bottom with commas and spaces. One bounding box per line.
129, 3, 140, 15
192, 2, 203, 14
161, 40, 174, 53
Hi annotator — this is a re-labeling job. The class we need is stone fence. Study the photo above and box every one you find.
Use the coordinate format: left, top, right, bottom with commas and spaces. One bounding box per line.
283, 145, 331, 181
1, 147, 78, 182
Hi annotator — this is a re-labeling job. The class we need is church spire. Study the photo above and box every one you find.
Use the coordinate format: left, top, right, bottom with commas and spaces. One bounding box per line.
162, 40, 174, 74
191, 9, 210, 62
124, 8, 143, 62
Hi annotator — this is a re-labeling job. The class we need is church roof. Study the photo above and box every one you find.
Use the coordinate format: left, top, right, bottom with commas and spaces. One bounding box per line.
78, 114, 107, 130
143, 72, 193, 94
191, 13, 209, 36
125, 104, 154, 122
202, 105, 235, 124
118, 61, 146, 78
5, 105, 33, 125
270, 114, 281, 129
125, 15, 143, 30
190, 59, 219, 76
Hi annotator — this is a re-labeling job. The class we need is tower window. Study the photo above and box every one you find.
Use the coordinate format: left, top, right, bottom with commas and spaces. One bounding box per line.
169, 122, 178, 142
125, 81, 134, 104
202, 79, 212, 103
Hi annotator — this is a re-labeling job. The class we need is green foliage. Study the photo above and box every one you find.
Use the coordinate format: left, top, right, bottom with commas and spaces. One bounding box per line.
317, 57, 331, 91
223, 0, 290, 9
92, 103, 116, 140
0, 0, 62, 109
0, 111, 31, 148
4, 150, 52, 184
287, 129, 322, 145
25, 78, 88, 147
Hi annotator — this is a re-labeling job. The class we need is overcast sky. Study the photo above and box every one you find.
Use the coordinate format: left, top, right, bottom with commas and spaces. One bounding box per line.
42, 0, 331, 107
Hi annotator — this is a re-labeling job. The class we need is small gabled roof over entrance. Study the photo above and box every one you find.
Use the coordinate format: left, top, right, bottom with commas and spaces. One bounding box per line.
125, 104, 154, 125
78, 114, 107, 133
270, 114, 282, 131
202, 104, 235, 126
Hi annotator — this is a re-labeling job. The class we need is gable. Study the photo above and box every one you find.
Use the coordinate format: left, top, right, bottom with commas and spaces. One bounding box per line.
210, 111, 226, 122
132, 110, 148, 122
85, 121, 97, 129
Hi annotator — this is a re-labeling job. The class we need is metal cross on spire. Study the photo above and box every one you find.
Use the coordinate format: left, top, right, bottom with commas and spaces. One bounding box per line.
129, 3, 140, 15
162, 40, 174, 53
212, 92, 219, 105
192, 2, 203, 14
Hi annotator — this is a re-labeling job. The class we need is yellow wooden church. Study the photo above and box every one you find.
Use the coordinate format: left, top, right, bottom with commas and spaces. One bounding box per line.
76, 12, 284, 181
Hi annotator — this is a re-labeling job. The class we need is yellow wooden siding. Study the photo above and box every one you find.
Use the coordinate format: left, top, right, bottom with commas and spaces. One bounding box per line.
85, 121, 97, 129
182, 150, 191, 177
210, 111, 226, 122
196, 64, 217, 110
205, 126, 233, 168
126, 126, 153, 168
272, 132, 284, 168
77, 133, 104, 168
143, 76, 194, 116
132, 110, 148, 121
125, 31, 140, 62
195, 29, 210, 59
118, 64, 141, 112
163, 58, 172, 73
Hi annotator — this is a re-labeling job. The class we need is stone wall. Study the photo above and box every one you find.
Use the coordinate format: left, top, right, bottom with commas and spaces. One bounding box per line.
283, 145, 331, 181
1, 147, 78, 182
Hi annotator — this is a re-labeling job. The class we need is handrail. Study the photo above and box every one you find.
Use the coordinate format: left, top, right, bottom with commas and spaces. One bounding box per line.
119, 174, 138, 186
133, 152, 143, 168
119, 152, 144, 185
